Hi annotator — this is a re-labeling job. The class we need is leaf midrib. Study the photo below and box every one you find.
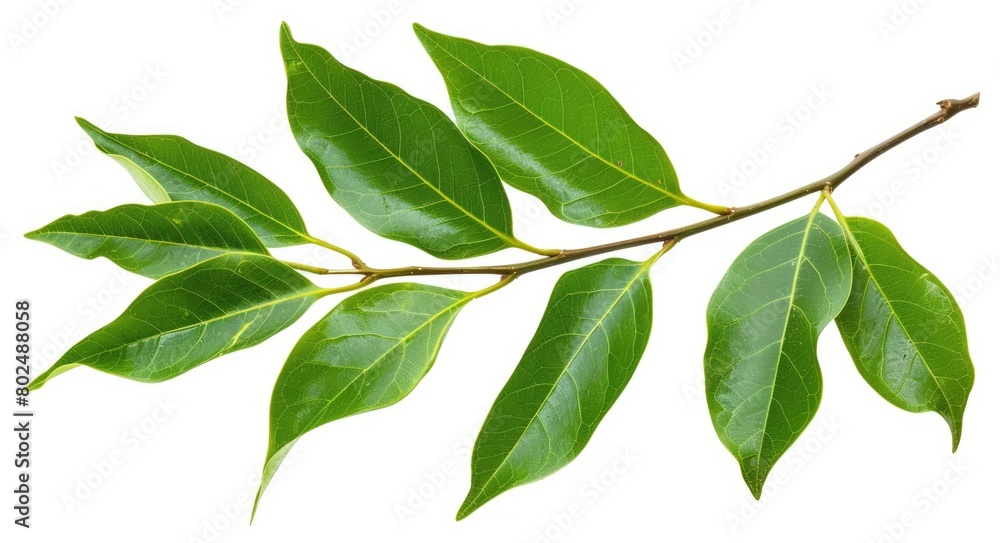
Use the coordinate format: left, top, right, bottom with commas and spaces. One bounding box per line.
285, 38, 518, 249
750, 213, 818, 477
463, 261, 649, 511
420, 32, 686, 203
33, 229, 267, 255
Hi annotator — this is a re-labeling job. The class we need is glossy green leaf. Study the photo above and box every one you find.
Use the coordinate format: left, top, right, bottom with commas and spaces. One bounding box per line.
414, 24, 723, 227
254, 283, 473, 516
30, 254, 323, 389
25, 202, 269, 278
834, 217, 974, 450
705, 212, 851, 498
459, 258, 654, 519
280, 24, 532, 260
77, 118, 310, 247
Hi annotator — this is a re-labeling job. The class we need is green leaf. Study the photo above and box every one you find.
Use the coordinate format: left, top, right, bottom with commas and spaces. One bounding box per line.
280, 24, 537, 260
705, 212, 851, 498
414, 24, 724, 227
253, 283, 472, 517
25, 202, 269, 278
834, 217, 974, 451
77, 118, 310, 247
29, 254, 323, 389
459, 258, 654, 519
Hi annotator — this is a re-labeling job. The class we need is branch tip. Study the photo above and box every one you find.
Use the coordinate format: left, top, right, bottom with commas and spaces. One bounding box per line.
938, 92, 980, 112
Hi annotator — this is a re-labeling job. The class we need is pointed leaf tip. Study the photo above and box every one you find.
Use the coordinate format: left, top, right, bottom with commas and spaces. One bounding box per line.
74, 115, 92, 127
746, 474, 763, 500
75, 116, 102, 135
455, 502, 474, 521
411, 22, 438, 42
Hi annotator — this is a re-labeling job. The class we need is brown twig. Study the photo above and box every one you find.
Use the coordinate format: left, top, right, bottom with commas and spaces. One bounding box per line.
287, 93, 980, 282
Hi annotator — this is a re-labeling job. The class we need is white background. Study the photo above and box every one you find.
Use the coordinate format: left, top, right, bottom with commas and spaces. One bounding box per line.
2, 0, 997, 541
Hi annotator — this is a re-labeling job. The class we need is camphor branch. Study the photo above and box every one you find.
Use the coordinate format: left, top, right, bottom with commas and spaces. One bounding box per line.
286, 92, 980, 283
26, 19, 981, 520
